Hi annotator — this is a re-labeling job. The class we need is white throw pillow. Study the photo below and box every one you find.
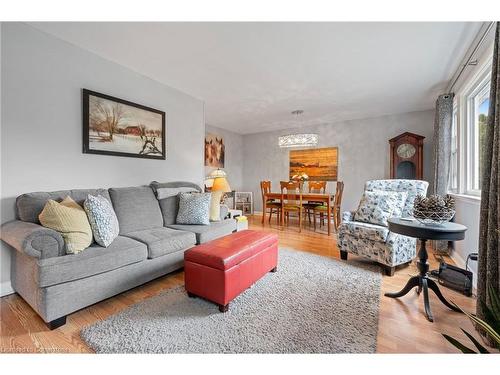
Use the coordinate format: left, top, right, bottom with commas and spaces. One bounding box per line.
354, 191, 408, 227
84, 195, 120, 247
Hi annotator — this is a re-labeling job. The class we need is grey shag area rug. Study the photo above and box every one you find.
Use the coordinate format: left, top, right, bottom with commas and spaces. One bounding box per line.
81, 248, 381, 353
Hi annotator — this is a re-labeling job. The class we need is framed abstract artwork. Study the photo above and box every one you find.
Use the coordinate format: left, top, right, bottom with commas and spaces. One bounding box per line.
83, 89, 166, 159
205, 133, 225, 168
289, 147, 338, 181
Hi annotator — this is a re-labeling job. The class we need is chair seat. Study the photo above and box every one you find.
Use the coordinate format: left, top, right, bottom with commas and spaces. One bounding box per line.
265, 201, 282, 208
340, 221, 390, 242
283, 204, 302, 211
303, 202, 323, 208
312, 204, 329, 211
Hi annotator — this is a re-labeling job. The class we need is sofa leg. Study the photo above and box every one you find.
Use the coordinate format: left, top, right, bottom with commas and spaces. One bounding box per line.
340, 250, 348, 260
219, 303, 229, 313
47, 316, 66, 330
270, 266, 277, 273
384, 266, 396, 277
187, 292, 197, 298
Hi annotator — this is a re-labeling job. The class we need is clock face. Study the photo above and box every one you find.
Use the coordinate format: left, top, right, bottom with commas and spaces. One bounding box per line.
397, 143, 416, 159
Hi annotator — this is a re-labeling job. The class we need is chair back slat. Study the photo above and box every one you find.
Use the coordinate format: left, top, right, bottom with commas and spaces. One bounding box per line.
308, 181, 326, 194
280, 181, 302, 206
260, 180, 272, 205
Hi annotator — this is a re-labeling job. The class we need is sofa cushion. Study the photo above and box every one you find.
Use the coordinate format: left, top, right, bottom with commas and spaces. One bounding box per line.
354, 190, 407, 226
16, 188, 110, 224
109, 186, 163, 234
125, 227, 196, 259
167, 219, 236, 244
150, 181, 203, 226
364, 179, 429, 217
37, 236, 147, 287
84, 194, 120, 247
340, 221, 390, 243
38, 197, 93, 254
176, 192, 211, 225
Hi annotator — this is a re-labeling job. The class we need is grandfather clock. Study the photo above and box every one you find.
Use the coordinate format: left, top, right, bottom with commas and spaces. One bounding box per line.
389, 132, 424, 180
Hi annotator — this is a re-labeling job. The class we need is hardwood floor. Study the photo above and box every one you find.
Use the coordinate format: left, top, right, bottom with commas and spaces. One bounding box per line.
0, 214, 480, 353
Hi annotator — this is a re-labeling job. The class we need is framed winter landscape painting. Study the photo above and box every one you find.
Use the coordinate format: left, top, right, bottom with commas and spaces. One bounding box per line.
83, 89, 166, 160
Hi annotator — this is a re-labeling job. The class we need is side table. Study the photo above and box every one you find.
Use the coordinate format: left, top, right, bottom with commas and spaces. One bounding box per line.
384, 217, 467, 322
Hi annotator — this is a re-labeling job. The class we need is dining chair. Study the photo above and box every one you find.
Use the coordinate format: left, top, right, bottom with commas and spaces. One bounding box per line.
260, 180, 282, 224
312, 181, 344, 231
280, 181, 304, 232
303, 181, 327, 224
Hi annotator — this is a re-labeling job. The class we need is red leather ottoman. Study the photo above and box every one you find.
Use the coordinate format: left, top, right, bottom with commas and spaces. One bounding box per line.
184, 230, 278, 312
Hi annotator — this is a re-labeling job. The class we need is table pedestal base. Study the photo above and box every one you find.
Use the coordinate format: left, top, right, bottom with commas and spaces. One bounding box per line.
384, 238, 461, 322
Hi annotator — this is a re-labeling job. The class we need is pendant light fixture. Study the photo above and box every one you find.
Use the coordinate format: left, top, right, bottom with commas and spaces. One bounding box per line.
278, 110, 319, 148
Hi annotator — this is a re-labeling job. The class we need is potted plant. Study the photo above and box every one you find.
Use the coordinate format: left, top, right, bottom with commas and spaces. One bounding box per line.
442, 285, 500, 353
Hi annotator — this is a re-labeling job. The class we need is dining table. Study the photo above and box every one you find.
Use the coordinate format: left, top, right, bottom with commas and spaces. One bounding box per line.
262, 192, 333, 235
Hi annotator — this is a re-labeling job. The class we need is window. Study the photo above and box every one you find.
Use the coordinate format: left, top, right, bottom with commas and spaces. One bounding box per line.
449, 54, 492, 198
466, 74, 490, 194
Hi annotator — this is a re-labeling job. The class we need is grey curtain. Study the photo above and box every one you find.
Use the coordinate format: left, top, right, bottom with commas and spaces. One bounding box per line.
432, 93, 455, 253
477, 23, 500, 338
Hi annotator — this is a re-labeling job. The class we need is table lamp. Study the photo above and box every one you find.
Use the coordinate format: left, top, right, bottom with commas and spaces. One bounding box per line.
212, 176, 231, 197
210, 169, 231, 203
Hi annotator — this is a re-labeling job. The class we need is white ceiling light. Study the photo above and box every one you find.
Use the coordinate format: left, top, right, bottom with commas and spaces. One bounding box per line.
278, 110, 319, 148
278, 133, 319, 148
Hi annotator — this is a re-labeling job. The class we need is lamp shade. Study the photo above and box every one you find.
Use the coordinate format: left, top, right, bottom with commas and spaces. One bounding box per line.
212, 177, 231, 193
208, 168, 227, 178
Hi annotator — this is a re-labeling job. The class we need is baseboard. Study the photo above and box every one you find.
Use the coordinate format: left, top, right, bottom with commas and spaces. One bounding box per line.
0, 280, 14, 297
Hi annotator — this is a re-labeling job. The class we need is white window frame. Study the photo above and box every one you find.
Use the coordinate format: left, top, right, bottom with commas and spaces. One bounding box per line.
466, 77, 490, 195
450, 53, 492, 198
448, 102, 459, 193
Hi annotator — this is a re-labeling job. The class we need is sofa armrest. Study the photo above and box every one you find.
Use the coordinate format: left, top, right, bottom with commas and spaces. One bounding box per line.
220, 204, 229, 220
342, 211, 356, 223
0, 220, 65, 259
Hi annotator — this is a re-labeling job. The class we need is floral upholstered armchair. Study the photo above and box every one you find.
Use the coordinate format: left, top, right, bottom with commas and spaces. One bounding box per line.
337, 179, 429, 276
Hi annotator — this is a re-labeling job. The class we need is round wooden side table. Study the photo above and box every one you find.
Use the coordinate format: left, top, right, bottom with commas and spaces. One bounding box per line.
384, 217, 467, 322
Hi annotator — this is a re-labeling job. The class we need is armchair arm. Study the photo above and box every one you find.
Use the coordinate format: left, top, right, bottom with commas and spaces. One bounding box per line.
0, 220, 65, 259
342, 211, 356, 223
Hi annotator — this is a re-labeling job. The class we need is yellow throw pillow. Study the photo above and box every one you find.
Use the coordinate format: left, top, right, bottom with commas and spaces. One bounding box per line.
39, 196, 93, 254
209, 191, 223, 222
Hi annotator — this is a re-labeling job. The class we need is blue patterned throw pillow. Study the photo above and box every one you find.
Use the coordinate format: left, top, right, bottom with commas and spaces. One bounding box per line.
84, 194, 120, 247
354, 191, 408, 227
176, 192, 211, 225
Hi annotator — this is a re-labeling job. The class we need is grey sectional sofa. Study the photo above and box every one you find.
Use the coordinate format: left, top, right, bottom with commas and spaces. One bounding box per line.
0, 181, 236, 329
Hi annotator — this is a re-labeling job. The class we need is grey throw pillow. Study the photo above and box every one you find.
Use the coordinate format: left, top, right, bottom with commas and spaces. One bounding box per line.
176, 192, 211, 225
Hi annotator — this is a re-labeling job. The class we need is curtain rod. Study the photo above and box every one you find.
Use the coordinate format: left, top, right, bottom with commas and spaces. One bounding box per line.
448, 21, 496, 93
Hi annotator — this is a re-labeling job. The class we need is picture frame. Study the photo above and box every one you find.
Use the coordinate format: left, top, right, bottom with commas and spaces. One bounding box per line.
82, 89, 166, 160
289, 147, 338, 181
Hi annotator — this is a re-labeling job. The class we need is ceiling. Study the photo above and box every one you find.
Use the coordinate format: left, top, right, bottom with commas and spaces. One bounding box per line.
30, 22, 482, 134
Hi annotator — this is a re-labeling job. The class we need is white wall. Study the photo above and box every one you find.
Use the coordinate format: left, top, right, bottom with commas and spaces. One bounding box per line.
242, 110, 435, 212
0, 23, 205, 295
205, 124, 243, 191
451, 197, 480, 287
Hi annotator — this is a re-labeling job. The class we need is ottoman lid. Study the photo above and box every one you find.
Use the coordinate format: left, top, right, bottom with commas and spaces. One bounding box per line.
184, 230, 278, 271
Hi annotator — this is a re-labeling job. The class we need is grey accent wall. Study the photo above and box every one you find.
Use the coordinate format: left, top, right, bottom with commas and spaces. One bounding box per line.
0, 23, 205, 294
243, 110, 435, 212
205, 124, 243, 191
